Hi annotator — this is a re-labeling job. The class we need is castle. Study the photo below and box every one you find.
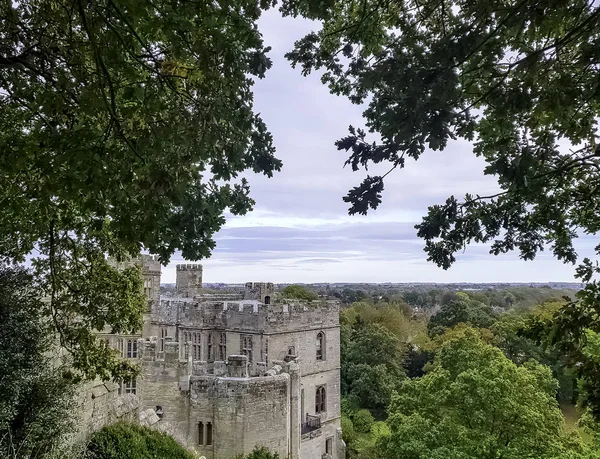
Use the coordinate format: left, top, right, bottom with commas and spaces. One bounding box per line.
95, 255, 344, 459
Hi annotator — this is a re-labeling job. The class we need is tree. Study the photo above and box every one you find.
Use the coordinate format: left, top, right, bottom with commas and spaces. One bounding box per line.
342, 322, 406, 410
0, 266, 76, 458
281, 284, 319, 301
0, 0, 281, 379
377, 328, 577, 459
428, 293, 495, 336
284, 0, 600, 417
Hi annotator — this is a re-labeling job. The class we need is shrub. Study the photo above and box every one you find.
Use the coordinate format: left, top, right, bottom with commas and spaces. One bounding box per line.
352, 409, 375, 433
87, 422, 194, 459
234, 446, 281, 458
341, 415, 356, 445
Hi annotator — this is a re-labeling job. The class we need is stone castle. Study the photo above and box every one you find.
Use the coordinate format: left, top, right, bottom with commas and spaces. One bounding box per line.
94, 255, 344, 459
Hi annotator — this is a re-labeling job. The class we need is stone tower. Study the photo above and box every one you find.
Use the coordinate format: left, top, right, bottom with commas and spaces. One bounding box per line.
176, 264, 203, 298
244, 282, 275, 304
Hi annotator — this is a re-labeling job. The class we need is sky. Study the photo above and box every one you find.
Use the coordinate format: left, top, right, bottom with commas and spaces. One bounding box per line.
162, 9, 595, 284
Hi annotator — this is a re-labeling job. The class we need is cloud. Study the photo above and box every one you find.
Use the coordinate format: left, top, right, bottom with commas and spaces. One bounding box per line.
160, 9, 593, 284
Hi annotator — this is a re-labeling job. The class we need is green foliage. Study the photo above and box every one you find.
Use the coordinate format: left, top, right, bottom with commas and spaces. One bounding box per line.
378, 328, 574, 459
285, 0, 600, 269
427, 294, 496, 336
342, 321, 406, 410
341, 415, 357, 445
353, 409, 375, 433
0, 266, 76, 458
234, 446, 281, 459
87, 422, 194, 459
281, 284, 319, 301
0, 0, 281, 380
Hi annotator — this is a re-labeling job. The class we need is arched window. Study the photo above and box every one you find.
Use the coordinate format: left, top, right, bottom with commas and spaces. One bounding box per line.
316, 332, 325, 361
264, 295, 271, 305
315, 386, 326, 413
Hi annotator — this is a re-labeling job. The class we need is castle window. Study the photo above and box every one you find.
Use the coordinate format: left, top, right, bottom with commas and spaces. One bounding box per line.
241, 335, 253, 362
316, 332, 325, 361
206, 422, 213, 446
326, 437, 333, 455
119, 378, 136, 395
315, 386, 326, 414
207, 333, 214, 361
182, 331, 190, 359
192, 332, 201, 361
126, 339, 138, 358
218, 333, 227, 361
264, 295, 271, 305
159, 328, 167, 352
198, 421, 213, 446
198, 422, 204, 445
288, 346, 295, 356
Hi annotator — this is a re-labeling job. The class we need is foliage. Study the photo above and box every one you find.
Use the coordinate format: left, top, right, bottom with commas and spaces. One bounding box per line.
234, 446, 281, 459
281, 284, 319, 301
341, 415, 357, 445
353, 409, 375, 433
0, 266, 76, 459
285, 0, 600, 270
285, 0, 600, 420
377, 328, 574, 459
341, 321, 406, 410
427, 292, 496, 336
87, 422, 194, 459
526, 260, 600, 418
0, 0, 281, 380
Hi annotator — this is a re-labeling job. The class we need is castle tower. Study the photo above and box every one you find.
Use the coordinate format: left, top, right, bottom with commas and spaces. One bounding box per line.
176, 264, 203, 298
244, 282, 275, 304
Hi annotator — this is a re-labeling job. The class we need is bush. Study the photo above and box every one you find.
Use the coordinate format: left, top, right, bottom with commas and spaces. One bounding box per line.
234, 446, 281, 458
87, 422, 194, 459
352, 409, 375, 433
341, 415, 356, 445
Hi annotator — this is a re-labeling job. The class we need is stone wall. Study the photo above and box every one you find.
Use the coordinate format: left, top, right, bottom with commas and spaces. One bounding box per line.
72, 380, 139, 443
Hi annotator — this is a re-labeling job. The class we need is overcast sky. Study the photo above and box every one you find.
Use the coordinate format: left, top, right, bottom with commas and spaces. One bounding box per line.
162, 10, 595, 284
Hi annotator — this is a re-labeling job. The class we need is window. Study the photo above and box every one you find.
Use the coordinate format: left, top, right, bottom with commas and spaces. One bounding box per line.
182, 331, 201, 360
288, 346, 295, 356
159, 328, 168, 352
198, 422, 204, 445
206, 422, 213, 446
218, 333, 227, 361
241, 335, 253, 362
326, 437, 333, 455
207, 333, 213, 361
192, 332, 201, 360
316, 332, 325, 361
264, 295, 271, 305
198, 421, 213, 446
119, 379, 137, 395
125, 339, 138, 358
315, 386, 326, 413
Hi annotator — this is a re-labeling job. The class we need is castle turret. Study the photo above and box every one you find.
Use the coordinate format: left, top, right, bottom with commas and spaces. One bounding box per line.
176, 264, 203, 298
244, 282, 274, 304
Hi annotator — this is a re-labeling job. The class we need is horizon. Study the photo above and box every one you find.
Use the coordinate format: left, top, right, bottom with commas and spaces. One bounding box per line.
157, 9, 596, 285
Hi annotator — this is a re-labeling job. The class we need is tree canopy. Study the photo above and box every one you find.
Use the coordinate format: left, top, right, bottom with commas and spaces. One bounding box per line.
285, 0, 600, 417
0, 0, 281, 379
0, 267, 75, 458
377, 328, 577, 459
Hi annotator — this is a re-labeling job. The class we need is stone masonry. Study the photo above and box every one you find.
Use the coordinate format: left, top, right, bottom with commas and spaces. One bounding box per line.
94, 257, 344, 459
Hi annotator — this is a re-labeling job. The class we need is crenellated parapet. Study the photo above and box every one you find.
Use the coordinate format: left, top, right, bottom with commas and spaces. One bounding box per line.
152, 297, 340, 333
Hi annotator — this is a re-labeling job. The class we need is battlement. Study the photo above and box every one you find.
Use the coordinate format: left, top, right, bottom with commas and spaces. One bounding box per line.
176, 264, 203, 271
152, 298, 340, 332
